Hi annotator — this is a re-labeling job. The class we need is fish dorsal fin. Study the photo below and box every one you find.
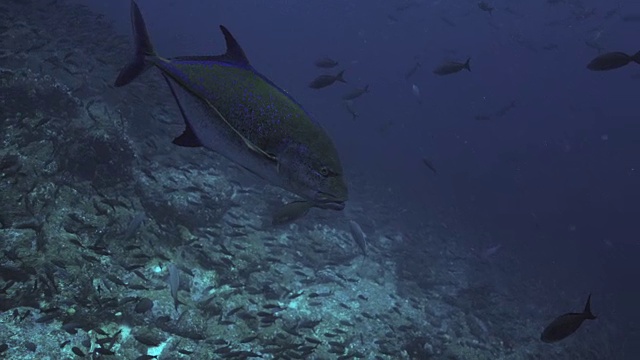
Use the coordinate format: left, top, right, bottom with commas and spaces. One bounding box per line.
219, 25, 250, 66
171, 26, 250, 67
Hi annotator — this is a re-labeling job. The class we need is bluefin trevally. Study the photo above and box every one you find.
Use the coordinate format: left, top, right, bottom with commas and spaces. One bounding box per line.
115, 1, 348, 211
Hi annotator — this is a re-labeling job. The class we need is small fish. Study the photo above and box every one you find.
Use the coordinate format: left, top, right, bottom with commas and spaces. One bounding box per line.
168, 263, 180, 311
315, 57, 338, 68
343, 100, 359, 120
342, 85, 369, 101
421, 158, 437, 175
541, 294, 596, 343
349, 220, 367, 256
585, 39, 604, 54
309, 70, 346, 89
404, 60, 421, 79
433, 57, 471, 75
271, 201, 312, 225
122, 212, 145, 241
587, 51, 640, 71
480, 244, 501, 259
478, 1, 494, 15
439, 16, 456, 28
411, 84, 421, 104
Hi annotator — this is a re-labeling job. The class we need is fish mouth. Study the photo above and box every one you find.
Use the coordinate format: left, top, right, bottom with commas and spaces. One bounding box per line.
313, 192, 346, 210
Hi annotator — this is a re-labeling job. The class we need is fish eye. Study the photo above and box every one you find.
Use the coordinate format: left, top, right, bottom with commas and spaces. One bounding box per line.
319, 166, 330, 177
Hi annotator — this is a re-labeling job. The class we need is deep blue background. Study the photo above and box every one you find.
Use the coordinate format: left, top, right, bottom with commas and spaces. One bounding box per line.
77, 0, 640, 350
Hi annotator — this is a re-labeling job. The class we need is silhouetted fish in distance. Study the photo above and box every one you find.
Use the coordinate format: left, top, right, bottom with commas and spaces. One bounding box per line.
315, 57, 338, 68
541, 294, 596, 343
114, 1, 348, 211
478, 1, 494, 15
342, 85, 369, 101
587, 51, 640, 71
433, 57, 471, 75
309, 70, 346, 89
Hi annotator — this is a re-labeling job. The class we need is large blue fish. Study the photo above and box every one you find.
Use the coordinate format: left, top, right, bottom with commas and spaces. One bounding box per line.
115, 1, 348, 211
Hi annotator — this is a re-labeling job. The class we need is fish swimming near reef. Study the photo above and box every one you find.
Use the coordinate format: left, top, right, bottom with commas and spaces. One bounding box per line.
541, 294, 596, 343
309, 70, 346, 89
115, 1, 348, 211
349, 220, 368, 257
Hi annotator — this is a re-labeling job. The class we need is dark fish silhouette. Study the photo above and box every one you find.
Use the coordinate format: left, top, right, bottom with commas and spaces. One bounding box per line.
478, 1, 494, 15
541, 294, 596, 343
587, 51, 640, 71
349, 220, 367, 257
343, 100, 359, 120
309, 70, 346, 89
433, 57, 471, 75
421, 158, 437, 175
315, 57, 338, 68
342, 85, 369, 101
405, 60, 421, 79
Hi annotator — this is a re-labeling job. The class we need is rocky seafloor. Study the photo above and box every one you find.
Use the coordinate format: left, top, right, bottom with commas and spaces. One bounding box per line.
0, 1, 618, 359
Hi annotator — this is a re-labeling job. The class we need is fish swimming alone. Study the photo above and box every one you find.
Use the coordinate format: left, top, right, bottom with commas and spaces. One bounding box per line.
342, 85, 370, 101
348, 220, 367, 257
315, 57, 338, 68
478, 1, 494, 15
541, 294, 596, 343
115, 1, 348, 211
309, 70, 346, 89
587, 51, 640, 71
433, 57, 471, 75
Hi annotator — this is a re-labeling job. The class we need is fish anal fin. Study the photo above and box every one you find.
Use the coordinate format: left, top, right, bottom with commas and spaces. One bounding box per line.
173, 123, 202, 147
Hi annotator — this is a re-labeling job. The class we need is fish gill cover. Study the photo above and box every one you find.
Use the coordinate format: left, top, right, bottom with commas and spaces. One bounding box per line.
0, 0, 638, 359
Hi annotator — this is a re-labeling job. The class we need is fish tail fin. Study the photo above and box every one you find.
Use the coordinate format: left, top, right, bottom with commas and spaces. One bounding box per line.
583, 293, 596, 320
632, 50, 640, 65
336, 70, 347, 83
114, 0, 155, 87
465, 57, 471, 72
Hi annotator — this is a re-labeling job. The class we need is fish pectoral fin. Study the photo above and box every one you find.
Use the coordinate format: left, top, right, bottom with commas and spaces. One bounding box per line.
162, 74, 203, 148
172, 123, 202, 147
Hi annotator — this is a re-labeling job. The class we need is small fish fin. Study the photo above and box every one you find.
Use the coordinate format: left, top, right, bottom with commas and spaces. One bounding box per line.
219, 25, 250, 66
114, 0, 155, 87
464, 57, 471, 71
335, 70, 346, 83
364, 85, 370, 92
583, 293, 596, 319
172, 124, 202, 147
632, 50, 640, 65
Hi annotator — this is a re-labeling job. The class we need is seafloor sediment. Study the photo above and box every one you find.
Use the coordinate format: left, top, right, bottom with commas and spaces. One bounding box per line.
0, 1, 615, 359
